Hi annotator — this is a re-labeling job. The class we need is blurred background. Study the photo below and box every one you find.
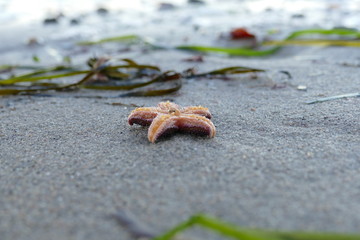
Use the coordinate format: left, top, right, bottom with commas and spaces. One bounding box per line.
0, 0, 359, 64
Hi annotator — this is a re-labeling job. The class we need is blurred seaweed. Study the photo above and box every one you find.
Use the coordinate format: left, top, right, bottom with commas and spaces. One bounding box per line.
77, 28, 360, 57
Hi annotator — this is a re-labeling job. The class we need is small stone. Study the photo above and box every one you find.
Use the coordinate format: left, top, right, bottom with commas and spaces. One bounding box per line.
97, 7, 109, 15
27, 37, 41, 46
291, 13, 305, 18
70, 18, 80, 25
43, 18, 58, 25
188, 0, 206, 4
158, 3, 176, 10
297, 85, 307, 91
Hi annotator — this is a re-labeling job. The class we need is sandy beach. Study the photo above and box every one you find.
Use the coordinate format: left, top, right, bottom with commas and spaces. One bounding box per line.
1, 1, 360, 239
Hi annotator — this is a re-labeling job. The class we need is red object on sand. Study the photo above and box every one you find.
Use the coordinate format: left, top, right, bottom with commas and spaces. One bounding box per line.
230, 28, 256, 39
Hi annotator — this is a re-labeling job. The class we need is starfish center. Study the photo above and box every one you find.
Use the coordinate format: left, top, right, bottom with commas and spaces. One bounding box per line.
168, 108, 181, 116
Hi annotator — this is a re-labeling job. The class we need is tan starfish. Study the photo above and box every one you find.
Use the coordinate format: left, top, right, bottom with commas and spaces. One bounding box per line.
128, 101, 216, 143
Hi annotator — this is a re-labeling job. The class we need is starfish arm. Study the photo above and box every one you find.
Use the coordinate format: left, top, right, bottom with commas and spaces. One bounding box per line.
176, 115, 216, 138
128, 107, 159, 126
182, 106, 212, 119
148, 115, 179, 143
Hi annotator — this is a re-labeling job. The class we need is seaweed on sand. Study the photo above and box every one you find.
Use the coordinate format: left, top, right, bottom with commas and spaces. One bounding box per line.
113, 211, 360, 240
78, 28, 360, 57
0, 58, 263, 96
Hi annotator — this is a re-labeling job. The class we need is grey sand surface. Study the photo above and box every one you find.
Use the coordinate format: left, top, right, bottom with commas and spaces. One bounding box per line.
1, 49, 360, 239
1, 1, 360, 239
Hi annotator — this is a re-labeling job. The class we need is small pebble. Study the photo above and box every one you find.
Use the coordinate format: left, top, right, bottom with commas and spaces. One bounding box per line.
70, 18, 80, 25
188, 0, 206, 4
291, 13, 305, 18
158, 3, 176, 10
97, 7, 109, 15
43, 18, 58, 25
297, 85, 307, 91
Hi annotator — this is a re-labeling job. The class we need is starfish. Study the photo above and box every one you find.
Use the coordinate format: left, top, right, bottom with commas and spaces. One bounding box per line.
128, 101, 216, 143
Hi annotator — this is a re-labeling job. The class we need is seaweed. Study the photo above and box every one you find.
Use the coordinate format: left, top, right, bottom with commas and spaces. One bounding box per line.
153, 214, 360, 240
77, 35, 141, 46
111, 209, 157, 239
78, 28, 360, 57
113, 212, 360, 240
77, 35, 164, 50
306, 92, 360, 104
264, 39, 360, 47
0, 58, 262, 96
177, 28, 360, 56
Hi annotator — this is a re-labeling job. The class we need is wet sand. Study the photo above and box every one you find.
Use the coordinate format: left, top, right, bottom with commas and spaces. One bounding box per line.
1, 1, 360, 239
